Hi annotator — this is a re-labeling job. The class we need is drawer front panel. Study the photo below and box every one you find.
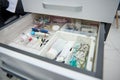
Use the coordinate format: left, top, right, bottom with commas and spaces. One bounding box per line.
0, 45, 100, 80
21, 0, 119, 23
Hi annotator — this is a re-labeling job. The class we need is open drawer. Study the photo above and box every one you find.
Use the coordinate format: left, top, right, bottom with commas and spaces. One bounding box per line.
0, 13, 104, 80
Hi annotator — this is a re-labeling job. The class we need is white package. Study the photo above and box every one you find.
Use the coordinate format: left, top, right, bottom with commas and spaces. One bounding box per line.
56, 41, 75, 62
46, 38, 67, 59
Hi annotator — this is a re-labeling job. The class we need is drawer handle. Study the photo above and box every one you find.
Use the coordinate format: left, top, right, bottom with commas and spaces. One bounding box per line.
42, 2, 82, 12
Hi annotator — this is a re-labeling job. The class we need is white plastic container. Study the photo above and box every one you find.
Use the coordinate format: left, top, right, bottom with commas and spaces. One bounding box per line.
40, 31, 96, 71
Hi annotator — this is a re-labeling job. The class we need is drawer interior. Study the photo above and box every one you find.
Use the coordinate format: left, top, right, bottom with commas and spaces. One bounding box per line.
0, 13, 102, 78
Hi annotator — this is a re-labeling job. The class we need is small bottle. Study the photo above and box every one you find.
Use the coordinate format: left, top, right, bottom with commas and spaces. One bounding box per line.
20, 33, 32, 44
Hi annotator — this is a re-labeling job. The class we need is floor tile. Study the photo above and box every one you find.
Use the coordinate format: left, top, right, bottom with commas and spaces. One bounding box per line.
103, 59, 120, 80
104, 19, 120, 80
104, 50, 120, 62
104, 40, 115, 50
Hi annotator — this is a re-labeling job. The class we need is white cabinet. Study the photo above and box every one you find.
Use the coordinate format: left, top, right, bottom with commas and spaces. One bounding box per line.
0, 0, 119, 80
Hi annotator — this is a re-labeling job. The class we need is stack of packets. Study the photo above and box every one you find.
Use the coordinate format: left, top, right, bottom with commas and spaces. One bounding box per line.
45, 37, 95, 72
